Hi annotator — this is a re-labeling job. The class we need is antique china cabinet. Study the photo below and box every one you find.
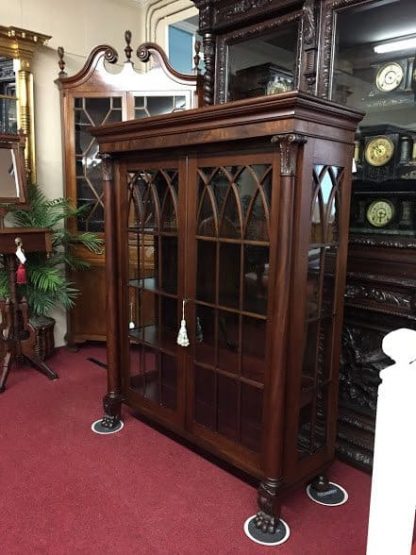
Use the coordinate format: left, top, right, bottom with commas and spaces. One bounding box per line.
92, 91, 362, 530
191, 0, 416, 472
56, 35, 202, 345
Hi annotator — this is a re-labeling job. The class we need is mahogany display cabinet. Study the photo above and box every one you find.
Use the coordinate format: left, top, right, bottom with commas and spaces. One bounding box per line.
92, 91, 362, 532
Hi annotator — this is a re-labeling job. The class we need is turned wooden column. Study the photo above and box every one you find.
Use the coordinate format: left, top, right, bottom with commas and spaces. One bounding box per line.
256, 133, 307, 532
101, 153, 122, 426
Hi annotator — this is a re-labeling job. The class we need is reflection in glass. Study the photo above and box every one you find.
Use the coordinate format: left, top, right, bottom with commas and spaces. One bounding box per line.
218, 310, 239, 374
243, 245, 269, 314
129, 343, 177, 409
160, 236, 177, 294
219, 243, 240, 308
241, 385, 263, 452
0, 56, 17, 133
217, 375, 239, 440
242, 317, 266, 382
134, 95, 186, 118
74, 96, 122, 231
0, 148, 17, 198
194, 365, 216, 429
194, 304, 215, 366
306, 248, 321, 319
227, 21, 298, 101
196, 241, 216, 303
296, 164, 343, 458
332, 0, 416, 129
160, 297, 178, 351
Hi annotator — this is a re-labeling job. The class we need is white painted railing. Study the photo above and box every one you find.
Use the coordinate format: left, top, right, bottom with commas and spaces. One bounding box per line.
366, 328, 416, 555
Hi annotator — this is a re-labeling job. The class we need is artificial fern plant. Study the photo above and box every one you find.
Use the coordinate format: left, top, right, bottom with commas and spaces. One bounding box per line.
0, 184, 103, 321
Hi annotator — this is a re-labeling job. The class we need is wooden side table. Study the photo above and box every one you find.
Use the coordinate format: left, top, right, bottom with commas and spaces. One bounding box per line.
0, 227, 58, 392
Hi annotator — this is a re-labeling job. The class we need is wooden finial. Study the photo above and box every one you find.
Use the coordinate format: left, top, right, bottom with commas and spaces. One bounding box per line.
193, 40, 201, 73
124, 30, 132, 62
57, 46, 66, 76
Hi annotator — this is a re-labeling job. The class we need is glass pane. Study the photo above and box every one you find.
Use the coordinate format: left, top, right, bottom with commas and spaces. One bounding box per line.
174, 96, 186, 110
160, 297, 178, 352
161, 188, 178, 231
160, 236, 178, 294
194, 365, 216, 429
160, 353, 178, 410
220, 188, 241, 238
241, 384, 263, 452
314, 385, 328, 451
322, 246, 337, 318
217, 375, 239, 440
194, 305, 215, 366
85, 97, 111, 125
218, 310, 239, 374
332, 0, 416, 129
243, 245, 269, 314
128, 231, 140, 283
147, 96, 175, 116
245, 191, 268, 241
219, 243, 240, 308
306, 248, 321, 320
227, 21, 298, 101
242, 317, 266, 383
301, 320, 319, 386
73, 96, 122, 232
197, 187, 217, 237
297, 402, 313, 458
196, 241, 216, 303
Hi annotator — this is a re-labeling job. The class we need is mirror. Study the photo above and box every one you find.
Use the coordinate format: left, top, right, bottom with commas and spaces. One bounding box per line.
226, 20, 299, 102
0, 26, 51, 183
0, 133, 27, 205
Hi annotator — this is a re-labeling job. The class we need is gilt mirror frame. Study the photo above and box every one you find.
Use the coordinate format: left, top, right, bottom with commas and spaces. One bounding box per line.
0, 25, 51, 184
0, 132, 28, 206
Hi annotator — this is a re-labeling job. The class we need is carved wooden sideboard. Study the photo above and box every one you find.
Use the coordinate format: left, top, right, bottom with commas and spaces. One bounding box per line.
191, 0, 416, 472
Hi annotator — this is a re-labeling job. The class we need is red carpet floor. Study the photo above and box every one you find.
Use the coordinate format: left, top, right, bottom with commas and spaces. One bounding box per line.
1, 345, 373, 554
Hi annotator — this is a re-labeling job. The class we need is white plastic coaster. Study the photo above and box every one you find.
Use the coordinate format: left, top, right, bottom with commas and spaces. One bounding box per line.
243, 515, 290, 546
91, 419, 124, 435
306, 481, 348, 506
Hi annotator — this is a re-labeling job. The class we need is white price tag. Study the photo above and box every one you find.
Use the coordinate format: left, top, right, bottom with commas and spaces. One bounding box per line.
16, 246, 26, 264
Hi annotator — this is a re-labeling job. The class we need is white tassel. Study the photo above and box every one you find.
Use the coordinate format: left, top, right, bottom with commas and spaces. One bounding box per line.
129, 302, 135, 330
177, 300, 190, 347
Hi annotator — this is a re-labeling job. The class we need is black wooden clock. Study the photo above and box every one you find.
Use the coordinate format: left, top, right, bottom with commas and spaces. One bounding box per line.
355, 125, 416, 182
350, 124, 416, 237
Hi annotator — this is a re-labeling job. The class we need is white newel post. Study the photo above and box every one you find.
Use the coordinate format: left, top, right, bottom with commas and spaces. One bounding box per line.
366, 328, 416, 555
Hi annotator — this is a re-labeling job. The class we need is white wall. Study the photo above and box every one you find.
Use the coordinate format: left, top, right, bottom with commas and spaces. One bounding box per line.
0, 0, 146, 345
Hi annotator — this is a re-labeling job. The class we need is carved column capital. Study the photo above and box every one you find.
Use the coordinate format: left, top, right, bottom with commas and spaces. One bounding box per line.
271, 133, 307, 176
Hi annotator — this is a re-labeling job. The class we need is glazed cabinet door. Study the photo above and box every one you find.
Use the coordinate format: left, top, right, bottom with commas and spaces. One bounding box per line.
284, 141, 352, 479
184, 152, 278, 475
121, 159, 186, 426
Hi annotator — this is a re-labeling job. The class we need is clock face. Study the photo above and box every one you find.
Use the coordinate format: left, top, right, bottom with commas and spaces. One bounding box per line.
364, 136, 395, 167
366, 200, 395, 228
376, 62, 404, 92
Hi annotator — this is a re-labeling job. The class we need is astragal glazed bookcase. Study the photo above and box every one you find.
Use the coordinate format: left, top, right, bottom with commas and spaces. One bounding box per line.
92, 91, 362, 533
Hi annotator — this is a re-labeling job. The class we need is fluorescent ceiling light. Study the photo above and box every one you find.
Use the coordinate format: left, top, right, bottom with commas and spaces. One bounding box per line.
374, 37, 416, 54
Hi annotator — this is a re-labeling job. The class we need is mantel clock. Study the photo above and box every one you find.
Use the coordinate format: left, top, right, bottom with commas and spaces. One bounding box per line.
351, 125, 416, 236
